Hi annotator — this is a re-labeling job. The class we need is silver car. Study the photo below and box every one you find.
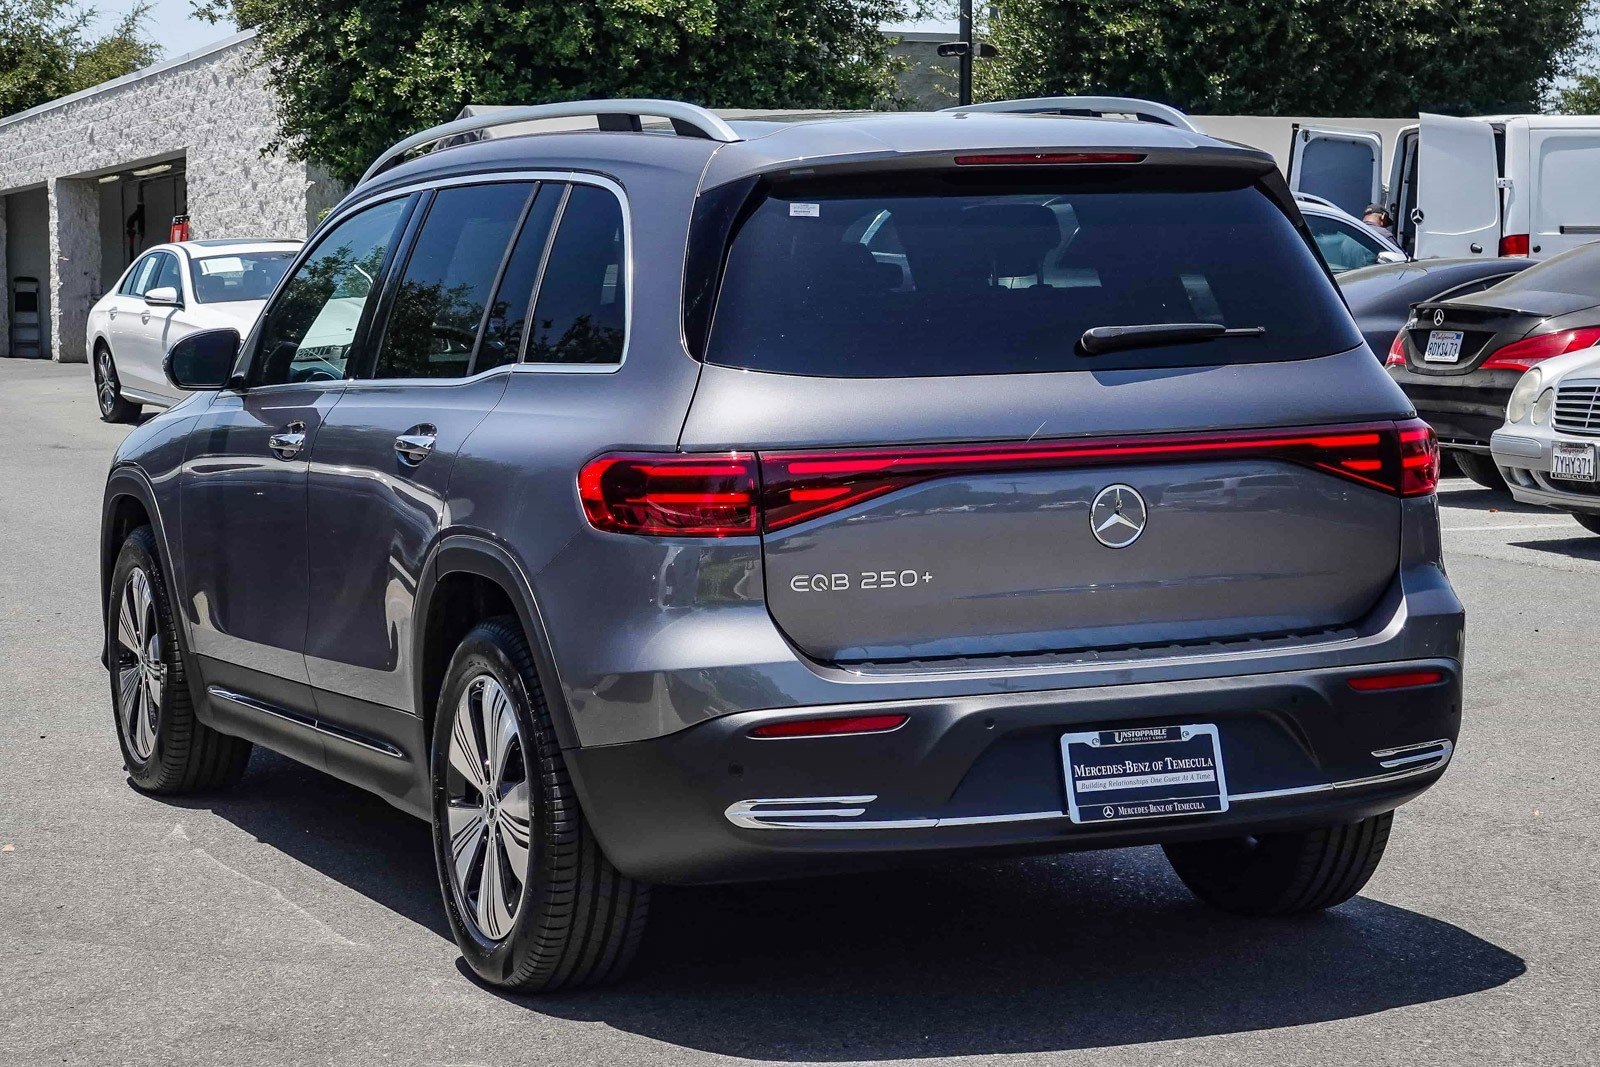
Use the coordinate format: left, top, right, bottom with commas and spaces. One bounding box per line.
1492, 344, 1600, 528
99, 99, 1462, 992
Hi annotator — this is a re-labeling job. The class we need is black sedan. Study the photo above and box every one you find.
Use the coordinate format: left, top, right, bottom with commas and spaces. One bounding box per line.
1385, 244, 1600, 489
1339, 257, 1535, 361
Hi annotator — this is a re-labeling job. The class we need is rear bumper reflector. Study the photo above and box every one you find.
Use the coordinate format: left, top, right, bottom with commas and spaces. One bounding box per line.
1347, 670, 1446, 692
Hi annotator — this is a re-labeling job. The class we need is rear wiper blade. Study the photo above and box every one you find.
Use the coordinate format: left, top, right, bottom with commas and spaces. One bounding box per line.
1079, 322, 1266, 355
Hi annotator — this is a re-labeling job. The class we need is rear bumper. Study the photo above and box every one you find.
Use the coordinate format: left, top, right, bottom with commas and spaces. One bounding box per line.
1389, 368, 1519, 449
568, 659, 1461, 884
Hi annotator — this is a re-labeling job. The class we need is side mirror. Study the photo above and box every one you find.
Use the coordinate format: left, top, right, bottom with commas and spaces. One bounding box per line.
1377, 250, 1408, 265
144, 286, 182, 307
165, 328, 241, 391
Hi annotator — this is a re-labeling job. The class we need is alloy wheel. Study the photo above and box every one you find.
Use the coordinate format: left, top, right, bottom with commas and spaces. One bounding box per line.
96, 350, 119, 418
113, 567, 164, 762
444, 674, 533, 942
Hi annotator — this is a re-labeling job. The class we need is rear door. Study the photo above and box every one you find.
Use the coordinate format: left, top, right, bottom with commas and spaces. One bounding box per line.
1287, 125, 1383, 217
683, 171, 1412, 664
1415, 114, 1501, 259
108, 252, 171, 398
1527, 124, 1600, 259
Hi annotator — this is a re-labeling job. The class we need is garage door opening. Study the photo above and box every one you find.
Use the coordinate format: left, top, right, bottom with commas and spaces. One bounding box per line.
97, 157, 188, 293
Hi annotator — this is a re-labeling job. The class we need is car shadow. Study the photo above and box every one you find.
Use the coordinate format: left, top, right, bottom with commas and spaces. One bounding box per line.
1509, 535, 1600, 561
174, 754, 1525, 1060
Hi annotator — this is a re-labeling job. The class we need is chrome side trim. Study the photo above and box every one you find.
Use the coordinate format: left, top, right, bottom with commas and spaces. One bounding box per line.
723, 746, 1453, 830
207, 686, 407, 760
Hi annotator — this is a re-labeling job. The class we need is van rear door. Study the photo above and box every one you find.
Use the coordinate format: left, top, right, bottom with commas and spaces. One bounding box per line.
1415, 114, 1501, 259
1527, 122, 1600, 259
1287, 125, 1384, 217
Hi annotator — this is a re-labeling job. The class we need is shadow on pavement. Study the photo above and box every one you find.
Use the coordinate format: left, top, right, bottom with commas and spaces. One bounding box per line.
1509, 535, 1600, 561
180, 753, 1524, 1060
1438, 485, 1544, 514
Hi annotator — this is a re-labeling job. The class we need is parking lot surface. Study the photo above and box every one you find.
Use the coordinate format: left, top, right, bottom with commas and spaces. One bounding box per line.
1, 358, 1595, 1067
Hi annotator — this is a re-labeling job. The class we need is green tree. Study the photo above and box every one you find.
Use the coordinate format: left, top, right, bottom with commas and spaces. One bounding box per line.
975, 0, 1591, 116
1554, 72, 1600, 113
196, 0, 908, 184
0, 1, 159, 117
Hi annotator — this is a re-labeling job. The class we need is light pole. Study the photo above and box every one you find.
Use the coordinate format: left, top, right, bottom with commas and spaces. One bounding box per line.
958, 0, 973, 108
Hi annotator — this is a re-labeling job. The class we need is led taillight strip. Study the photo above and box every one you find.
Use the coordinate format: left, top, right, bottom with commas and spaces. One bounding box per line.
577, 419, 1439, 537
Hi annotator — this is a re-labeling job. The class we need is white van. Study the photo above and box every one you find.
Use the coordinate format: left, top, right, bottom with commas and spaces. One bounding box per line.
1287, 113, 1600, 261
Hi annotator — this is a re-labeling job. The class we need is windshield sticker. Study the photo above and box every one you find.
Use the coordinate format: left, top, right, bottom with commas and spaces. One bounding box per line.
789, 203, 821, 218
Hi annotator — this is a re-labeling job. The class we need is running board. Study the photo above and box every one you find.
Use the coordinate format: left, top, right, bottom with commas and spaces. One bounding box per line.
207, 686, 407, 760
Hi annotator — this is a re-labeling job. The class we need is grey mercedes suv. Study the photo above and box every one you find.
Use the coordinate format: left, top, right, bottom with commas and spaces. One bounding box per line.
100, 98, 1463, 992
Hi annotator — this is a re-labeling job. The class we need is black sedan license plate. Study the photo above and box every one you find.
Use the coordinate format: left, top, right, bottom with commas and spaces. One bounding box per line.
1060, 725, 1228, 823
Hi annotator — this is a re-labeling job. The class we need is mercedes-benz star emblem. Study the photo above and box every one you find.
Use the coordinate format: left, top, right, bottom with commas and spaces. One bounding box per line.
1090, 484, 1148, 549
1434, 309, 1445, 327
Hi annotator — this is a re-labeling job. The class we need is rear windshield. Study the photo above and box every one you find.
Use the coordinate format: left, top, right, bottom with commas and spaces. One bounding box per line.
1492, 242, 1600, 298
702, 181, 1360, 377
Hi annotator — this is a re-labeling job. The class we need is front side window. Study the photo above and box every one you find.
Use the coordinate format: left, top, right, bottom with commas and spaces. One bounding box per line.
191, 252, 296, 304
703, 181, 1362, 377
253, 198, 408, 387
371, 182, 533, 380
151, 253, 183, 295
525, 184, 627, 365
1305, 214, 1383, 273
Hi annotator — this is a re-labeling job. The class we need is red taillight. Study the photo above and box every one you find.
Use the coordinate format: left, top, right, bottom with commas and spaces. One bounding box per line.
578, 453, 759, 537
761, 420, 1439, 529
1498, 233, 1530, 257
1348, 670, 1445, 692
749, 713, 909, 738
954, 152, 1145, 166
1398, 421, 1440, 497
1386, 330, 1408, 367
1480, 327, 1600, 372
579, 420, 1440, 537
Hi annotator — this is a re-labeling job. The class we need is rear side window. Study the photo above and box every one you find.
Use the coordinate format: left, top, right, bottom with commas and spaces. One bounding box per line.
121, 255, 162, 296
372, 182, 533, 380
703, 182, 1360, 376
525, 184, 627, 365
1304, 214, 1384, 274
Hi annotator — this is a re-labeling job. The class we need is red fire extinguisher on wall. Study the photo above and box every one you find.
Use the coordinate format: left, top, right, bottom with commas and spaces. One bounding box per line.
169, 214, 191, 242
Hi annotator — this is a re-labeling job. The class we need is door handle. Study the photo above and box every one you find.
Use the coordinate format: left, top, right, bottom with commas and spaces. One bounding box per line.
268, 421, 307, 460
141, 310, 151, 324
394, 427, 437, 466
108, 308, 117, 319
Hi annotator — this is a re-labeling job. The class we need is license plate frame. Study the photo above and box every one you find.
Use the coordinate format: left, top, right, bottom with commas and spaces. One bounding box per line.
1423, 330, 1464, 363
1060, 724, 1229, 824
1551, 441, 1597, 482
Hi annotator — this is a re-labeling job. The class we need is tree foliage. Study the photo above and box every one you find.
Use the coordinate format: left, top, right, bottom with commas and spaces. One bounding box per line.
0, 1, 159, 117
196, 0, 908, 184
1554, 71, 1600, 114
975, 0, 1592, 115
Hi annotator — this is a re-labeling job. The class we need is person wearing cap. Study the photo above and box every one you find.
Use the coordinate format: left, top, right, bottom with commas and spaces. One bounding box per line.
1362, 203, 1395, 238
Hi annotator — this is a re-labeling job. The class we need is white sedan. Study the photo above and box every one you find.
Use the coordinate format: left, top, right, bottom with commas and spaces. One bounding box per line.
88, 239, 301, 422
1491, 345, 1600, 534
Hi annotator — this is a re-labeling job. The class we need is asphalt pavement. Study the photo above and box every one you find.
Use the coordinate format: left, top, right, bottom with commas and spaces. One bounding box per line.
0, 358, 1594, 1066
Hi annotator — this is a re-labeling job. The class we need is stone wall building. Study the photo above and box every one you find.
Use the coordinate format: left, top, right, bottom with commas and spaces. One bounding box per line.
0, 30, 341, 362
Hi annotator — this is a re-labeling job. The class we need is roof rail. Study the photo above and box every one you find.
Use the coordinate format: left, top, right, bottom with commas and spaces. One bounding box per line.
359, 99, 741, 186
942, 96, 1202, 134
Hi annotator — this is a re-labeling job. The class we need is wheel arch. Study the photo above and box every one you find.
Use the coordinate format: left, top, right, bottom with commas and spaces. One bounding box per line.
100, 469, 181, 667
414, 534, 580, 752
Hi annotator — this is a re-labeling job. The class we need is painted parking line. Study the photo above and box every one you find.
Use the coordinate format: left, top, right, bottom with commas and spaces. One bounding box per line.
1443, 522, 1574, 532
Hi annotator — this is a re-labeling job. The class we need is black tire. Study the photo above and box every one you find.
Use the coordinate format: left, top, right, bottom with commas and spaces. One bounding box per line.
94, 344, 141, 424
1573, 513, 1600, 536
431, 617, 650, 991
1453, 450, 1507, 491
1162, 811, 1394, 916
108, 526, 252, 793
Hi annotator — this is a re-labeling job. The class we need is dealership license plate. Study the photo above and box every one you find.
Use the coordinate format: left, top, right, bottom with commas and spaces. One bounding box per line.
1551, 442, 1597, 482
1060, 725, 1229, 824
1423, 330, 1465, 363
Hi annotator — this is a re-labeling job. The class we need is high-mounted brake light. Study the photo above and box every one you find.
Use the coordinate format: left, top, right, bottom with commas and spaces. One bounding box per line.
1498, 233, 1530, 257
954, 152, 1145, 166
1480, 327, 1600, 372
578, 420, 1440, 537
1348, 670, 1445, 692
749, 713, 909, 738
1386, 330, 1408, 367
